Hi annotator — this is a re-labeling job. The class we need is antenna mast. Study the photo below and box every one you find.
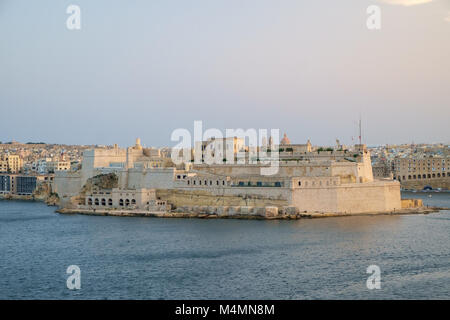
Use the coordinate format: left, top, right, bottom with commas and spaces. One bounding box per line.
359, 115, 362, 145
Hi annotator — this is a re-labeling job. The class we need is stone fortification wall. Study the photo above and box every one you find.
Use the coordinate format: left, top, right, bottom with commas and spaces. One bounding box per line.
291, 181, 401, 213
126, 168, 176, 190
53, 171, 83, 208
155, 189, 289, 208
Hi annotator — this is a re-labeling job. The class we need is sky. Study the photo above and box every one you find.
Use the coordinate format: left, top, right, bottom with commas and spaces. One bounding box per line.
0, 0, 449, 148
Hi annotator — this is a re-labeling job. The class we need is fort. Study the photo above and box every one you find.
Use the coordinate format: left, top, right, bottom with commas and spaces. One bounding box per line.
53, 137, 430, 219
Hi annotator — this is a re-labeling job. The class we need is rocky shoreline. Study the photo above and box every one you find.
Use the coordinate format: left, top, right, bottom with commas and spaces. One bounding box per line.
56, 206, 444, 220
0, 193, 58, 205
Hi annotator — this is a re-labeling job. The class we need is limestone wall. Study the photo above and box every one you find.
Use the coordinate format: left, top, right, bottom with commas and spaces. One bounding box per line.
156, 189, 289, 208
291, 181, 401, 213
126, 168, 176, 190
53, 171, 83, 207
194, 162, 333, 177
401, 199, 423, 208
400, 177, 450, 190
335, 182, 400, 213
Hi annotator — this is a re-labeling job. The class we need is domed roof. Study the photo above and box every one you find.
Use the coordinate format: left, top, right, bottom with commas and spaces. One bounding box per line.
280, 133, 291, 145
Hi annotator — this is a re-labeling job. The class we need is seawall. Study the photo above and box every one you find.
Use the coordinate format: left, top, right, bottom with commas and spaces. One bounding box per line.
57, 206, 443, 220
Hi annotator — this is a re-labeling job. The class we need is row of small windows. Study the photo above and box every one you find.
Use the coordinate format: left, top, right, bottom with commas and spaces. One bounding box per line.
187, 179, 226, 186
119, 199, 136, 206
297, 180, 337, 187
396, 172, 449, 180
87, 198, 136, 206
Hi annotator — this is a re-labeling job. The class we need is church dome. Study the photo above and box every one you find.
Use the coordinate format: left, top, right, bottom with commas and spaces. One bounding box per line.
280, 133, 291, 145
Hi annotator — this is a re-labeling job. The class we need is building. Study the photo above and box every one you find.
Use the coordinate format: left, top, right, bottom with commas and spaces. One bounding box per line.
195, 137, 245, 160
14, 176, 37, 195
84, 188, 168, 212
54, 138, 402, 215
46, 160, 71, 173
0, 154, 23, 173
372, 161, 392, 179
393, 156, 450, 190
0, 175, 11, 194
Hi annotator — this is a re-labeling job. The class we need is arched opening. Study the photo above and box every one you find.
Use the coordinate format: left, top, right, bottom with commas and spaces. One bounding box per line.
119, 199, 124, 206
131, 199, 136, 205
88, 198, 92, 205
125, 199, 130, 206
101, 198, 106, 206
94, 198, 99, 205
437, 173, 441, 177
298, 181, 301, 186
108, 199, 112, 206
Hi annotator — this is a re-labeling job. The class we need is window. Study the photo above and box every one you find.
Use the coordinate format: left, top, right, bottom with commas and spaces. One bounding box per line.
108, 199, 112, 206
298, 181, 301, 186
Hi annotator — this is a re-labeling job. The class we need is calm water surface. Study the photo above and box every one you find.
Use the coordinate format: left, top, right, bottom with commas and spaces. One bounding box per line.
0, 192, 449, 299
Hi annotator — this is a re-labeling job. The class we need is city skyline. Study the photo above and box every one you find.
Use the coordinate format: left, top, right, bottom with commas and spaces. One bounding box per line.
1, 0, 449, 147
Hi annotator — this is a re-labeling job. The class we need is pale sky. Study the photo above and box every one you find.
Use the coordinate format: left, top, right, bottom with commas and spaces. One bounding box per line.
0, 0, 449, 147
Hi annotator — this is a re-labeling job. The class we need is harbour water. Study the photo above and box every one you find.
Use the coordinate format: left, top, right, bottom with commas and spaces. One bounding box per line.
0, 192, 449, 299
